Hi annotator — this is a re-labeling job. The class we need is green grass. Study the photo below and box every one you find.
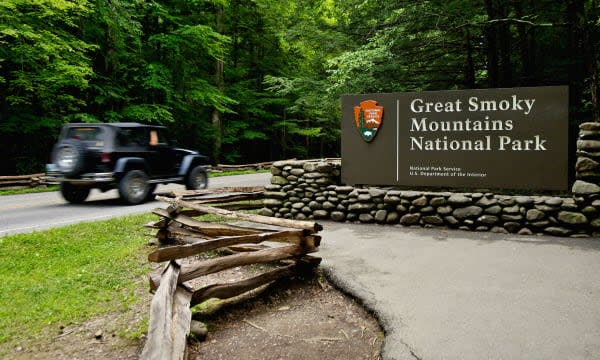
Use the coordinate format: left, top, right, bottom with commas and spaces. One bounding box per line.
0, 214, 155, 348
209, 168, 270, 177
0, 185, 58, 196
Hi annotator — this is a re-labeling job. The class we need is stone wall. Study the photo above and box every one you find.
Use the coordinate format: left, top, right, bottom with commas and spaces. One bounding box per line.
259, 124, 600, 238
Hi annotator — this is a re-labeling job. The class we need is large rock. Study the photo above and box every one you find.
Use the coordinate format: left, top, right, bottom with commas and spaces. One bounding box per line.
330, 211, 346, 222
412, 196, 428, 206
308, 201, 322, 210
375, 210, 388, 223
436, 205, 453, 215
515, 196, 533, 206
526, 209, 545, 221
264, 191, 287, 199
572, 180, 600, 194
384, 194, 402, 204
503, 205, 520, 214
484, 205, 502, 215
334, 186, 354, 194
448, 194, 471, 205
290, 168, 305, 176
359, 213, 374, 223
423, 215, 444, 225
577, 139, 600, 151
477, 215, 499, 225
580, 122, 600, 131
358, 194, 372, 202
258, 208, 274, 217
453, 206, 483, 219
429, 197, 447, 206
323, 201, 336, 210
557, 211, 588, 225
368, 188, 386, 198
504, 222, 522, 233
313, 210, 329, 219
264, 199, 283, 207
264, 184, 282, 191
590, 217, 600, 228
400, 213, 421, 225
315, 162, 333, 173
386, 212, 400, 224
476, 196, 497, 207
576, 157, 600, 172
271, 176, 289, 185
545, 227, 573, 236
348, 203, 375, 212
401, 191, 422, 199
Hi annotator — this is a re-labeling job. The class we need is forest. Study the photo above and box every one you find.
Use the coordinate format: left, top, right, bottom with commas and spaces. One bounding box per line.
1, 0, 599, 174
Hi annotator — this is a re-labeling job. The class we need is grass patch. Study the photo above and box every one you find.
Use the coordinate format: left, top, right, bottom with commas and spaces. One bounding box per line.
209, 169, 270, 177
0, 186, 59, 196
0, 213, 155, 349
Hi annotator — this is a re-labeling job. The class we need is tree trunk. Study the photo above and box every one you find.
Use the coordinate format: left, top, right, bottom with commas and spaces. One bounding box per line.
213, 5, 225, 163
497, 1, 512, 87
484, 0, 499, 87
567, 0, 587, 116
464, 28, 476, 88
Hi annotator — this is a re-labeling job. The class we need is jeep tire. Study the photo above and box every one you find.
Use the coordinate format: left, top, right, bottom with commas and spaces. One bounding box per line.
60, 182, 90, 204
54, 140, 86, 176
186, 165, 208, 190
118, 170, 150, 205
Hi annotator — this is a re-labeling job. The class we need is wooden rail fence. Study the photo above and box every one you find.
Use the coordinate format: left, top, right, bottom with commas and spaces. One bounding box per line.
0, 173, 47, 190
140, 186, 323, 360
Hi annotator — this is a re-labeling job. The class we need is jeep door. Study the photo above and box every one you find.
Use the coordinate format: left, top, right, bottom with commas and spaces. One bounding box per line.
147, 128, 178, 177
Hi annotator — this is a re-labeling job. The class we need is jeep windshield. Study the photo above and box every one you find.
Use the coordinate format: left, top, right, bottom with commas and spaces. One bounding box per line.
63, 127, 105, 148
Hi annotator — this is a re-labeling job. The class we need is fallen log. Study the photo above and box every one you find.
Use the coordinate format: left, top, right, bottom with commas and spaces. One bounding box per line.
156, 196, 323, 233
150, 244, 317, 290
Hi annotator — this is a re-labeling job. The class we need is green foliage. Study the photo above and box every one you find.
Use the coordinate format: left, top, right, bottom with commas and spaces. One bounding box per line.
1, 0, 600, 173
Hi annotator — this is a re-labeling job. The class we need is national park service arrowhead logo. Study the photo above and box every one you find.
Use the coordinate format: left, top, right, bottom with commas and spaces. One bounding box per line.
354, 100, 383, 142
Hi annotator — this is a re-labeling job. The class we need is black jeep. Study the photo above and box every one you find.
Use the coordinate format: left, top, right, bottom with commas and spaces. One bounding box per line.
46, 122, 209, 204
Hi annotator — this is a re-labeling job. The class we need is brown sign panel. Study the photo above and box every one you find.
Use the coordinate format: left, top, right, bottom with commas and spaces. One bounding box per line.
341, 86, 569, 190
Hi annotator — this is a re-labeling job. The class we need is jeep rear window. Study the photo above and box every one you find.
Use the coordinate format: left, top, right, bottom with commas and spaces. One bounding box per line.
65, 127, 104, 147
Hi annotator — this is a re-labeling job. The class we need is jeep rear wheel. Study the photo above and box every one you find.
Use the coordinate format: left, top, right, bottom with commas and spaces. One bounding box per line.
60, 183, 90, 204
186, 165, 208, 190
118, 170, 150, 205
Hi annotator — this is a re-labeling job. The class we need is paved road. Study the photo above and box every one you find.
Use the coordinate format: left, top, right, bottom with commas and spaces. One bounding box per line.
0, 173, 270, 236
320, 222, 600, 360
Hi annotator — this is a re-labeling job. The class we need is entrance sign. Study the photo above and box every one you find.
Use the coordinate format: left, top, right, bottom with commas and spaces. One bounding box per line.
341, 86, 568, 190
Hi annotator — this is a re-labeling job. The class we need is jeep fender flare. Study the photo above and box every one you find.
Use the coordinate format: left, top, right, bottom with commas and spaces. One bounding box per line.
114, 157, 149, 175
179, 155, 208, 176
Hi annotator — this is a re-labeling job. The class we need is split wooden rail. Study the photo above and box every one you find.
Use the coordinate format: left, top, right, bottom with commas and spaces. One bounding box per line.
0, 173, 46, 190
140, 186, 323, 360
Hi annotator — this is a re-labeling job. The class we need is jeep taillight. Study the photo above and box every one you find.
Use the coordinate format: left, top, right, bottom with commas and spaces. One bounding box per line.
101, 152, 111, 163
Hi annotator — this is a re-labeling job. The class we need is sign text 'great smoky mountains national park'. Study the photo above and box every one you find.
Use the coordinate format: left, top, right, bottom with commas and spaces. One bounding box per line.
342, 86, 568, 190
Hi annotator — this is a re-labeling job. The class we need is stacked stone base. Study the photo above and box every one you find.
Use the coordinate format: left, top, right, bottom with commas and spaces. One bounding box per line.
260, 159, 600, 238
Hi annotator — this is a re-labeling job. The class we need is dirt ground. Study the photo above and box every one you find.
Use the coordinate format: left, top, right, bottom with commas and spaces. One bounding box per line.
6, 268, 383, 360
